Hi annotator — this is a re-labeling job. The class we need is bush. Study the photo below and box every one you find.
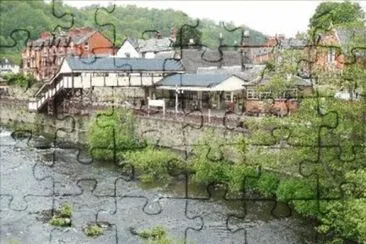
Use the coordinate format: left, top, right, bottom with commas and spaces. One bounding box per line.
59, 202, 72, 218
83, 223, 104, 237
49, 202, 73, 227
3, 73, 37, 88
256, 173, 280, 197
87, 108, 144, 161
124, 146, 182, 183
49, 216, 71, 227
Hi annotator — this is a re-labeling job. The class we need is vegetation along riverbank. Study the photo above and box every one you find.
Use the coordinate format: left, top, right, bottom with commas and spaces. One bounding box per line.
87, 95, 366, 244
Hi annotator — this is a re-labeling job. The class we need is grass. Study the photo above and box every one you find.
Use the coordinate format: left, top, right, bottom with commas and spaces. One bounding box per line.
49, 202, 72, 227
83, 223, 104, 237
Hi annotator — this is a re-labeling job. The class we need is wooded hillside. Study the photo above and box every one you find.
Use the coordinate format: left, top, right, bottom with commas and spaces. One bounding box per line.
0, 0, 266, 64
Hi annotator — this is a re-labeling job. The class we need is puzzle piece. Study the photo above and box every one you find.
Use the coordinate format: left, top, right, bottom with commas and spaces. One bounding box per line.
1, 1, 366, 244
98, 197, 202, 243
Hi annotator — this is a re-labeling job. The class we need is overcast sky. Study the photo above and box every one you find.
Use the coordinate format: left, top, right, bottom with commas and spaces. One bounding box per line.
64, 1, 366, 38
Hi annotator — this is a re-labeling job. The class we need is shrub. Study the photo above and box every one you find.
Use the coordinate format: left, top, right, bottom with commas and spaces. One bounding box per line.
124, 146, 182, 183
83, 223, 104, 237
256, 173, 280, 197
49, 202, 73, 227
49, 216, 71, 227
87, 108, 144, 161
3, 73, 36, 88
59, 202, 72, 218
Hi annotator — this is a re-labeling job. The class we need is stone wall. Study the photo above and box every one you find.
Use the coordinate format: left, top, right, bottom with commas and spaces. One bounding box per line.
0, 99, 243, 151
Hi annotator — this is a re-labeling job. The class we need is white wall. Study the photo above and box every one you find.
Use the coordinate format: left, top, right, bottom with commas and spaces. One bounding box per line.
212, 76, 246, 91
116, 40, 140, 58
144, 52, 156, 59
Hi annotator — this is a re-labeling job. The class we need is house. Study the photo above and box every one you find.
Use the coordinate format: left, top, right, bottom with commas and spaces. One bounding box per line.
155, 73, 248, 113
0, 58, 19, 74
156, 48, 253, 73
115, 30, 176, 59
22, 27, 115, 81
115, 39, 140, 58
314, 26, 366, 71
242, 75, 312, 116
28, 56, 184, 112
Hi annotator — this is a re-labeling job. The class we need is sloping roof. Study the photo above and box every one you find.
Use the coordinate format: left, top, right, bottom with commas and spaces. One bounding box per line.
247, 75, 312, 87
334, 27, 366, 57
160, 48, 252, 73
65, 56, 184, 72
28, 28, 98, 48
197, 65, 265, 81
157, 73, 231, 87
137, 38, 174, 53
335, 27, 366, 46
279, 38, 307, 49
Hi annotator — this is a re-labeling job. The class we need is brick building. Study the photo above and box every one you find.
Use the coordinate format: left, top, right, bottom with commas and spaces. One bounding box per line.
312, 26, 366, 72
22, 27, 115, 81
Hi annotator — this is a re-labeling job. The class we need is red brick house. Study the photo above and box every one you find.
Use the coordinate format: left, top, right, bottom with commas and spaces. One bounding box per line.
313, 26, 366, 72
22, 27, 115, 81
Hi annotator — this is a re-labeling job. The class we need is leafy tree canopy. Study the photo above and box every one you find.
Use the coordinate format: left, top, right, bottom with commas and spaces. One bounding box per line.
309, 0, 365, 33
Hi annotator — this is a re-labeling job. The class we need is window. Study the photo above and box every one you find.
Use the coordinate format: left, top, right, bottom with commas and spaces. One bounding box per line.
247, 89, 258, 99
84, 42, 89, 51
327, 48, 336, 63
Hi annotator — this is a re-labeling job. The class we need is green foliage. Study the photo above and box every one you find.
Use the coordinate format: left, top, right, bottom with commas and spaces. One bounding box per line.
189, 129, 233, 185
124, 146, 182, 183
309, 1, 365, 33
137, 225, 186, 244
3, 73, 37, 88
49, 202, 72, 227
49, 216, 71, 227
87, 108, 143, 161
256, 173, 280, 197
83, 224, 104, 237
175, 25, 202, 47
59, 202, 72, 218
0, 0, 266, 63
139, 225, 166, 240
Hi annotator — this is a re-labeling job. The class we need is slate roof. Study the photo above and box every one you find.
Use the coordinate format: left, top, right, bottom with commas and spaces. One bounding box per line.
247, 75, 312, 87
156, 48, 252, 73
279, 38, 307, 49
28, 29, 97, 48
157, 73, 231, 87
136, 38, 174, 53
335, 27, 366, 57
66, 56, 184, 72
335, 27, 366, 46
197, 65, 265, 82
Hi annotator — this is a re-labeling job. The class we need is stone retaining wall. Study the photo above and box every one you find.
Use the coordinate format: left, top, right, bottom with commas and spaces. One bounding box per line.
0, 99, 243, 151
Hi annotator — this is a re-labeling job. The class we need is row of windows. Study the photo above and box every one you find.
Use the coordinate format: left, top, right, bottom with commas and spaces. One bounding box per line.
85, 73, 165, 77
247, 89, 298, 99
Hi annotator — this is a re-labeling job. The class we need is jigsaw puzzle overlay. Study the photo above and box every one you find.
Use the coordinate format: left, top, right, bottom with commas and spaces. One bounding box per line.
0, 1, 365, 243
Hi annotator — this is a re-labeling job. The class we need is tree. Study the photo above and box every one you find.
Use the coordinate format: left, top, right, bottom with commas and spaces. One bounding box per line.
174, 24, 203, 48
309, 1, 365, 33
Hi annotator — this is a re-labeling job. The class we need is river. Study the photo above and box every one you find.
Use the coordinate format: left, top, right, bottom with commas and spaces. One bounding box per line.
0, 127, 320, 244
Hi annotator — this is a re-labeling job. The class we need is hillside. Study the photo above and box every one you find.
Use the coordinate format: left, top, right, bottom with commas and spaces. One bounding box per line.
0, 0, 267, 64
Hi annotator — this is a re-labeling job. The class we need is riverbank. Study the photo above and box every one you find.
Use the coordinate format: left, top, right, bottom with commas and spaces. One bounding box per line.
2, 93, 363, 243
0, 126, 319, 243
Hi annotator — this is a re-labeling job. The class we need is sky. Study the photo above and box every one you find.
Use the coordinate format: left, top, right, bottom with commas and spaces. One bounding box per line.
63, 1, 366, 38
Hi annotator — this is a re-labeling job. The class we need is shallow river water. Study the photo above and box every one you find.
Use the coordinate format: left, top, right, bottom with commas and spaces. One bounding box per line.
0, 127, 320, 244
